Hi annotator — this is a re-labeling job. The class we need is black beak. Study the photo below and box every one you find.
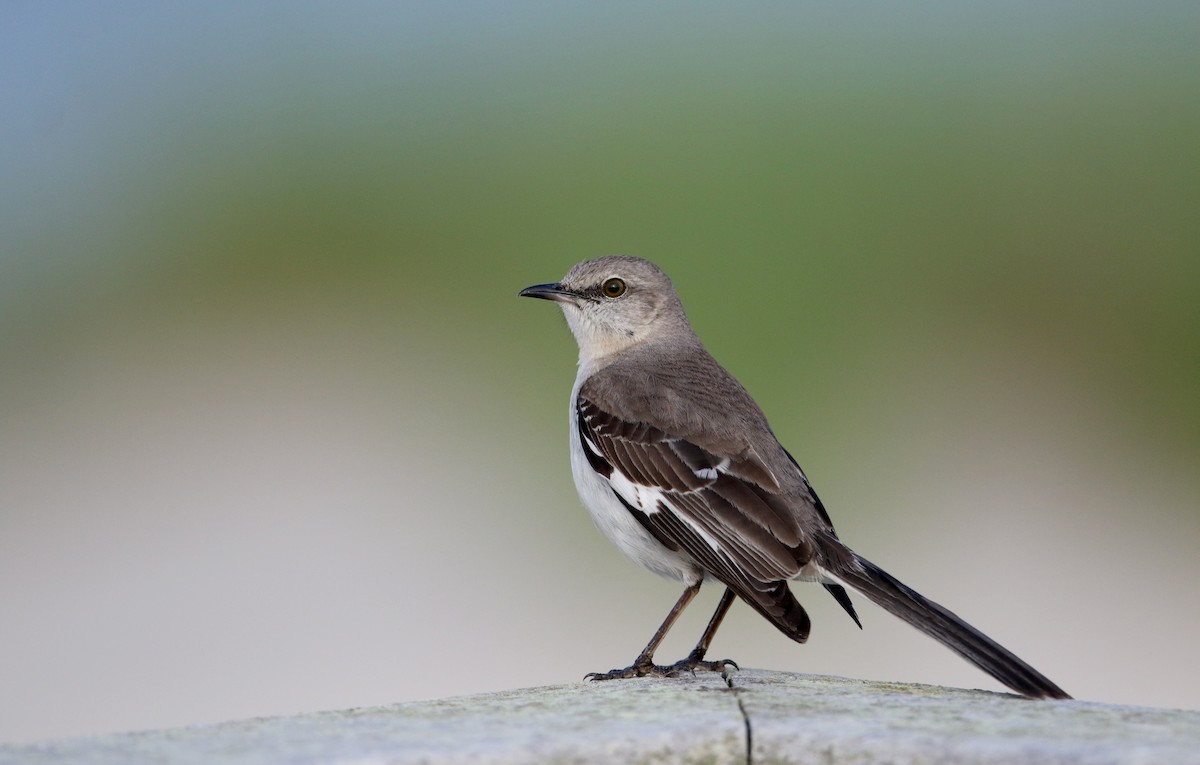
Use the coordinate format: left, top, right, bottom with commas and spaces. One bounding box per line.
518, 282, 574, 302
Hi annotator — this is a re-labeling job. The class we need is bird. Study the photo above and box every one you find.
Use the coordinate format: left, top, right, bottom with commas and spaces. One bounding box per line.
519, 255, 1070, 699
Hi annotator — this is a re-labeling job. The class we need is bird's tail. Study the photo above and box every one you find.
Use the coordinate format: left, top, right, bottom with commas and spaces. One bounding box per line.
829, 549, 1071, 699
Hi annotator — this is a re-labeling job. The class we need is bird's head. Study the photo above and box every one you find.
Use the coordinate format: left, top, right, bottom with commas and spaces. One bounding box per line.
520, 255, 691, 363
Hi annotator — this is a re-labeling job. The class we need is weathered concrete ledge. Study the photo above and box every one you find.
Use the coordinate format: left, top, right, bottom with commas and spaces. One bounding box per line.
4, 670, 1199, 765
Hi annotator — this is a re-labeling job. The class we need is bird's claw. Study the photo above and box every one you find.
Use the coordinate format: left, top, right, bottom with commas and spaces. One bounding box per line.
666, 656, 739, 677
583, 662, 672, 681
584, 656, 738, 681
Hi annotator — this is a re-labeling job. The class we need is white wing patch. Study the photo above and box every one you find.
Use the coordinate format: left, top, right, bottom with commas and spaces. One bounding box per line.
581, 431, 605, 459
691, 456, 730, 482
608, 463, 668, 514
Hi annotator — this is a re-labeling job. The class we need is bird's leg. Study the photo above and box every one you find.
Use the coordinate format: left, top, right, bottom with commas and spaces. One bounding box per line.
667, 586, 739, 674
585, 582, 701, 680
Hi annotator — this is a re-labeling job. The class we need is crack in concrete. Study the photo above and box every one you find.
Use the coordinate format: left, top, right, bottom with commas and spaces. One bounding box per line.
725, 667, 753, 765
735, 693, 753, 765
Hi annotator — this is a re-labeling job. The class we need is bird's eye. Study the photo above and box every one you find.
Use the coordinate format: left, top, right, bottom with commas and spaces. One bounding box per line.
602, 278, 627, 298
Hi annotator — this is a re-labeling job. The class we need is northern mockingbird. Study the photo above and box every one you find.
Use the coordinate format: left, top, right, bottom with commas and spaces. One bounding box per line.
520, 255, 1069, 699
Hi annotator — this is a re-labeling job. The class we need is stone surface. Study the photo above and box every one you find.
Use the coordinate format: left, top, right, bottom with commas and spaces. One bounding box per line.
3, 670, 1198, 764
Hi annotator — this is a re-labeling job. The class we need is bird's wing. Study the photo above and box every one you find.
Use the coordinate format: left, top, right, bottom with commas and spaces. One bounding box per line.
576, 393, 819, 641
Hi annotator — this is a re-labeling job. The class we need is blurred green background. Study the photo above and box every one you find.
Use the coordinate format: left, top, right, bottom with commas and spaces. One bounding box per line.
2, 1, 1198, 743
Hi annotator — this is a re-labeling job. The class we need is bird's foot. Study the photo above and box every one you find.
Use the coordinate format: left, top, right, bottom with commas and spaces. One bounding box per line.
667, 656, 739, 675
665, 648, 739, 677
584, 660, 674, 681
584, 652, 738, 681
